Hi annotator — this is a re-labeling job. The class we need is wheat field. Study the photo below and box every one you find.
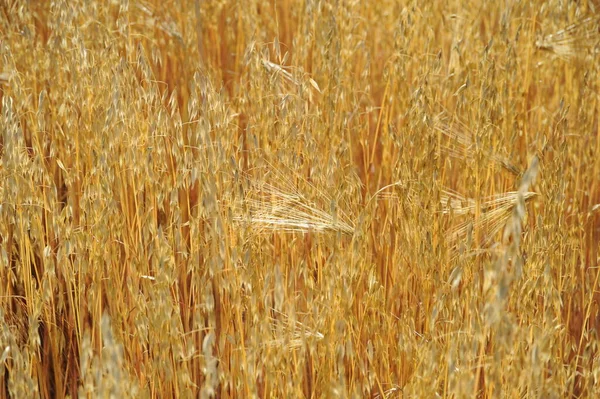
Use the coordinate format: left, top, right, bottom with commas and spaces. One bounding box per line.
1, 0, 600, 398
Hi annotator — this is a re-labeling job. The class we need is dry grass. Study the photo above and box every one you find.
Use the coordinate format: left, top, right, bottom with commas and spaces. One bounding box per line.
1, 0, 600, 398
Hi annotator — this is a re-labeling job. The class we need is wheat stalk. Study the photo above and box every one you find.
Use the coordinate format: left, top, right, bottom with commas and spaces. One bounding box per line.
234, 165, 355, 235
262, 58, 321, 95
264, 309, 324, 350
445, 190, 537, 248
536, 17, 600, 60
433, 113, 521, 175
